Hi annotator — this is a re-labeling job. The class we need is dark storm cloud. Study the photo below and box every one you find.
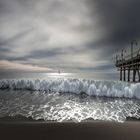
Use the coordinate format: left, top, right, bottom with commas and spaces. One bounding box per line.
28, 46, 83, 59
88, 64, 115, 71
29, 48, 69, 59
87, 0, 140, 52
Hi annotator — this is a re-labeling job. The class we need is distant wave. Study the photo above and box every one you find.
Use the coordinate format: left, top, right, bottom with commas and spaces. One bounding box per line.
0, 79, 140, 100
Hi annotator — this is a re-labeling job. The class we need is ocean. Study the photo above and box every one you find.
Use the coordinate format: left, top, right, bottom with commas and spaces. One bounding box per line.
0, 72, 140, 122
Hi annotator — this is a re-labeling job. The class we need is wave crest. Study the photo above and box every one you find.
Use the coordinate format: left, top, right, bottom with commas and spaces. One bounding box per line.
0, 79, 140, 100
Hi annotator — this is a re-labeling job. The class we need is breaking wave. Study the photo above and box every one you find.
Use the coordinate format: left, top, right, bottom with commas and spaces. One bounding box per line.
0, 79, 140, 100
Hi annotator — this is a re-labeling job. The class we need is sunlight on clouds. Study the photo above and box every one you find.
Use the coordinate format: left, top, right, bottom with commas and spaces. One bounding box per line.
0, 60, 54, 72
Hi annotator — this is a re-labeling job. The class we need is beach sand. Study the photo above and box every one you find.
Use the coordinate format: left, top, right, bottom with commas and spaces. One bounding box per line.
0, 119, 140, 140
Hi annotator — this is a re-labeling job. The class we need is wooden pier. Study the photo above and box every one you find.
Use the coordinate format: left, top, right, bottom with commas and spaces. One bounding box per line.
116, 40, 140, 82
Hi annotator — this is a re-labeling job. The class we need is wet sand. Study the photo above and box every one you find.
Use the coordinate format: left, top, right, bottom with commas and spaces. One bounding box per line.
0, 120, 140, 140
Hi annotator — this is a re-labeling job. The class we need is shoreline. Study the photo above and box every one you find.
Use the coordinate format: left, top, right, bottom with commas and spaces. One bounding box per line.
0, 115, 140, 123
0, 114, 139, 122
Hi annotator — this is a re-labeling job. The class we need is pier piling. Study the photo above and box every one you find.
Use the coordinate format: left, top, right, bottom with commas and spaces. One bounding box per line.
128, 69, 130, 82
123, 68, 126, 81
120, 68, 122, 81
133, 69, 136, 82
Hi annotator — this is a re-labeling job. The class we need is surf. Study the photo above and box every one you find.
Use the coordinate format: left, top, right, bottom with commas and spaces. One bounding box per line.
0, 79, 140, 100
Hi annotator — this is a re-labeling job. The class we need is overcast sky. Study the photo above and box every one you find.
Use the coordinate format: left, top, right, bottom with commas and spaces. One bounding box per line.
0, 0, 140, 73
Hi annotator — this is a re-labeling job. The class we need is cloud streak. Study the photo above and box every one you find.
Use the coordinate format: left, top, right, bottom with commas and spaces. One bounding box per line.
0, 60, 53, 72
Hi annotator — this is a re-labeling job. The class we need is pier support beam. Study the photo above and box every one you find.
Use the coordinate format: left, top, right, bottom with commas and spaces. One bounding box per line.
128, 69, 130, 82
133, 69, 136, 82
120, 68, 122, 81
137, 69, 140, 81
123, 68, 126, 81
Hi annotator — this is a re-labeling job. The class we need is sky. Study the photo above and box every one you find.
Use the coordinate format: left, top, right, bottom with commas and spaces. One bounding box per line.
0, 0, 140, 73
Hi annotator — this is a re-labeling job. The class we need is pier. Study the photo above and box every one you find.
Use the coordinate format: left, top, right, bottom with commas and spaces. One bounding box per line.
116, 40, 140, 82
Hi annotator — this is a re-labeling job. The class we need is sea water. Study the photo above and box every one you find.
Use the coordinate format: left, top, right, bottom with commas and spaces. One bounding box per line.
0, 72, 140, 122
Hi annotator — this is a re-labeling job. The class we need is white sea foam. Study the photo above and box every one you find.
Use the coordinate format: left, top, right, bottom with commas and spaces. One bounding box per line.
0, 79, 140, 100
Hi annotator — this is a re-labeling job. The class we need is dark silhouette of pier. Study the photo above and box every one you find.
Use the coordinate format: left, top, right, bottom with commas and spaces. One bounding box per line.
116, 40, 140, 82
